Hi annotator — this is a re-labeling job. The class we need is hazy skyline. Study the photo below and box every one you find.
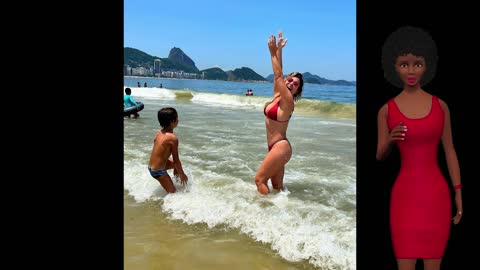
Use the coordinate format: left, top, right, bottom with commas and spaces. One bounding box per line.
124, 0, 356, 81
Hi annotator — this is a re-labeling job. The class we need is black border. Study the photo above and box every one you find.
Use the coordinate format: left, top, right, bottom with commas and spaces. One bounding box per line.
41, 1, 125, 267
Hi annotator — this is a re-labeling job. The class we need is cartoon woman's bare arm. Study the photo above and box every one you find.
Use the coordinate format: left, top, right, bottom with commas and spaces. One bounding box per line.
376, 104, 406, 160
439, 100, 462, 223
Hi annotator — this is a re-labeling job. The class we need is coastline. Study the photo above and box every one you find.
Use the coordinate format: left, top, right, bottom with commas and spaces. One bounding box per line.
124, 75, 270, 84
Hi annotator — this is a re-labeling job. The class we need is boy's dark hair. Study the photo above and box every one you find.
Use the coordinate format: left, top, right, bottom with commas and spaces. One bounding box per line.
157, 107, 178, 128
125, 87, 132, 95
381, 26, 438, 88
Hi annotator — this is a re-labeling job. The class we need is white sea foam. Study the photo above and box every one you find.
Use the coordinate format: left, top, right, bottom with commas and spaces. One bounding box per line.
126, 86, 176, 100
124, 157, 355, 269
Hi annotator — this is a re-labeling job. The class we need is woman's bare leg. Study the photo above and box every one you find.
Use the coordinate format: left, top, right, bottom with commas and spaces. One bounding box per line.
270, 141, 292, 191
271, 167, 285, 191
423, 259, 441, 270
255, 140, 292, 195
397, 259, 416, 270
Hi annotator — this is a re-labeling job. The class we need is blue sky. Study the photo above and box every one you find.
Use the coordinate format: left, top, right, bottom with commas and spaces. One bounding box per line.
124, 0, 356, 81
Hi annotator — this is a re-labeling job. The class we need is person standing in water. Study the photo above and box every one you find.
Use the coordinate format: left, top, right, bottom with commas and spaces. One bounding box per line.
254, 31, 304, 195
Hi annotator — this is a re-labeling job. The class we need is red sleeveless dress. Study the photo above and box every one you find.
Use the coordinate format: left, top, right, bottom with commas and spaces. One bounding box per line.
387, 95, 451, 259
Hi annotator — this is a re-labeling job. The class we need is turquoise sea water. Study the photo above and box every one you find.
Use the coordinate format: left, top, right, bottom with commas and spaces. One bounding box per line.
124, 76, 356, 104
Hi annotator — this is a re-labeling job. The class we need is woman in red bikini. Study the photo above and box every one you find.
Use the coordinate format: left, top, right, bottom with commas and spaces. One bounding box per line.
254, 31, 304, 195
376, 26, 463, 270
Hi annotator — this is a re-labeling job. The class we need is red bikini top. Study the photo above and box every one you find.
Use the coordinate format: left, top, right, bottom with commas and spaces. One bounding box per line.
264, 99, 293, 122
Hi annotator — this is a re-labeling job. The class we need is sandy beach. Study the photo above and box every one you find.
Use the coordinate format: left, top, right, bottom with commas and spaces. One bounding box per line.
125, 191, 321, 270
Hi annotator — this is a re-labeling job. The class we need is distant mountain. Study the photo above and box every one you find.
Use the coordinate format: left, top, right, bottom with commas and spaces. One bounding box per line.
200, 67, 266, 82
265, 72, 356, 86
125, 47, 266, 81
124, 47, 353, 84
124, 47, 199, 74
123, 47, 198, 72
201, 67, 228, 80
124, 47, 156, 69
226, 67, 267, 82
168, 47, 199, 73
303, 72, 356, 86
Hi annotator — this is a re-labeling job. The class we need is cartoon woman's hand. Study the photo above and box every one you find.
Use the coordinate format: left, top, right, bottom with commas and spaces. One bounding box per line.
389, 121, 407, 143
453, 210, 462, 225
453, 192, 463, 225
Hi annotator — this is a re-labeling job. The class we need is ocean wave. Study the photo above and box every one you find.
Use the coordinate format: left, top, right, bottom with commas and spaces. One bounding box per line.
126, 87, 355, 119
124, 164, 355, 270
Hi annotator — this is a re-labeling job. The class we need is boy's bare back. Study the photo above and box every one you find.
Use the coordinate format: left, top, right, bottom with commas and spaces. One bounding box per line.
148, 130, 178, 170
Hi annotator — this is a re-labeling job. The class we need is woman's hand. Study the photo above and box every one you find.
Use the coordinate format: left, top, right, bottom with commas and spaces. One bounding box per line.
388, 121, 407, 144
453, 191, 463, 225
277, 31, 288, 49
268, 35, 278, 55
452, 210, 463, 225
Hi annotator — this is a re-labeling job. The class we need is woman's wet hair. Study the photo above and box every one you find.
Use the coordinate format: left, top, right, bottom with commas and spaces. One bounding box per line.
288, 72, 304, 102
157, 107, 178, 128
382, 26, 438, 88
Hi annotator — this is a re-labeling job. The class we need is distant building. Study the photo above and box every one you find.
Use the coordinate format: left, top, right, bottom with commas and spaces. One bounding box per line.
154, 59, 162, 77
124, 65, 132, 76
161, 70, 201, 79
131, 66, 152, 76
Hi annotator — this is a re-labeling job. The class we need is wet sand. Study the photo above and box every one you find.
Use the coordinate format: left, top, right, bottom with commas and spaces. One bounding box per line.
124, 191, 320, 270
